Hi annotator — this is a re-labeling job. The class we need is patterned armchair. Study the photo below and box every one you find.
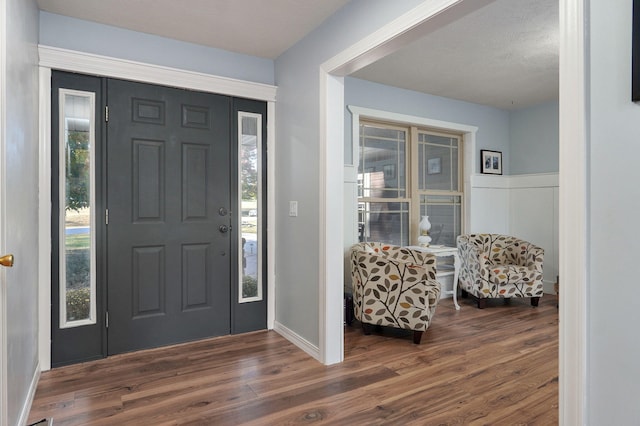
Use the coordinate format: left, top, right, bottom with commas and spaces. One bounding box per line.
350, 242, 441, 344
457, 234, 544, 309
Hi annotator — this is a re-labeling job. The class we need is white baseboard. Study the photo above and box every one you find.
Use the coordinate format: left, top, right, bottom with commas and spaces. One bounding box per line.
18, 361, 40, 426
273, 321, 320, 361
543, 279, 557, 295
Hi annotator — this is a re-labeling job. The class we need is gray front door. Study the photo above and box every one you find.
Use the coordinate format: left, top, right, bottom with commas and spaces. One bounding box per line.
106, 79, 232, 354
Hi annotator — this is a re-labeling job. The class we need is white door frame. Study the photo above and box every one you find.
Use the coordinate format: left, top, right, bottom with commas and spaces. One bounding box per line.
558, 0, 588, 423
38, 45, 278, 371
0, 2, 8, 423
318, 0, 586, 423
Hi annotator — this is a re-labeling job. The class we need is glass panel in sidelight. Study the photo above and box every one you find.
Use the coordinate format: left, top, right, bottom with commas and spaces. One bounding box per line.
60, 90, 96, 328
239, 113, 262, 303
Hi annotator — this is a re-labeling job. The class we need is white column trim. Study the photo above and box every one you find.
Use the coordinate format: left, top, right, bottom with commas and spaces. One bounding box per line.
38, 47, 277, 370
559, 0, 588, 424
267, 101, 276, 330
318, 72, 345, 365
38, 67, 52, 371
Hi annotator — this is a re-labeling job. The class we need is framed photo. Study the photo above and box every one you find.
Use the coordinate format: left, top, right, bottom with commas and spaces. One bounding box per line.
480, 150, 502, 175
427, 157, 441, 175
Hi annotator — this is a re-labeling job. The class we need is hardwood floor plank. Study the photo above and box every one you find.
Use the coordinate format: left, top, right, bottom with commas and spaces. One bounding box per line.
28, 296, 558, 425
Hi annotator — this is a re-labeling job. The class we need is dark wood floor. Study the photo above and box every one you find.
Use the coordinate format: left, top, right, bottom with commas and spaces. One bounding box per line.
28, 295, 558, 425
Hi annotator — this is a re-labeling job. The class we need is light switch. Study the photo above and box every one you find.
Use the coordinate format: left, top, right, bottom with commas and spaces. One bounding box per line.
289, 201, 298, 217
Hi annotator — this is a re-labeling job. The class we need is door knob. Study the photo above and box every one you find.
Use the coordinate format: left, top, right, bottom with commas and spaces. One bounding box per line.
0, 254, 14, 267
219, 225, 229, 233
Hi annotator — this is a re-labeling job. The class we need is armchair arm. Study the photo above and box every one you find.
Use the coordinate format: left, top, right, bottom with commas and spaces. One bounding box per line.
457, 237, 489, 276
520, 241, 544, 271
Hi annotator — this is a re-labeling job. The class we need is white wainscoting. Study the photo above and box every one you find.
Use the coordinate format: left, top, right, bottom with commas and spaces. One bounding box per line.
471, 173, 559, 294
469, 174, 510, 234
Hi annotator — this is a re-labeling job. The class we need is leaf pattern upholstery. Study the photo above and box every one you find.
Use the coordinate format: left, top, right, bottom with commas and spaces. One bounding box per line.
457, 234, 544, 301
350, 242, 441, 335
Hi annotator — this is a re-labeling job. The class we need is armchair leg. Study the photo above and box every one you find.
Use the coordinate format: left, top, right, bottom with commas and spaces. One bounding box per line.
477, 298, 487, 309
531, 297, 540, 307
362, 323, 372, 335
413, 331, 423, 344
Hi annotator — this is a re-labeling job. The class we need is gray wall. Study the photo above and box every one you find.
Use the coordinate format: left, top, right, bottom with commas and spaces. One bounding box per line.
509, 101, 559, 174
40, 11, 275, 85
4, 0, 40, 423
587, 0, 640, 423
344, 77, 511, 174
274, 0, 424, 346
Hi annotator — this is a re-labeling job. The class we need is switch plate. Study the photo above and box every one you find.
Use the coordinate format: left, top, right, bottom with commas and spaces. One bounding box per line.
289, 201, 298, 217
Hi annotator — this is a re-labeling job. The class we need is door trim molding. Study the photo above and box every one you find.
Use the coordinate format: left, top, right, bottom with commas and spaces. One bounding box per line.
0, 1, 7, 421
38, 45, 277, 102
38, 46, 277, 371
38, 67, 52, 371
559, 0, 588, 423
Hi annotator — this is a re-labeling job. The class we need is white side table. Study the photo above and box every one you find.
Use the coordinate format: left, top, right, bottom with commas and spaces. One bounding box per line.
407, 245, 461, 310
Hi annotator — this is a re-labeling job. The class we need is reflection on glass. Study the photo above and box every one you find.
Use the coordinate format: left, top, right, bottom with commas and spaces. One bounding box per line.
358, 202, 410, 246
418, 133, 459, 191
60, 90, 96, 327
358, 124, 406, 199
239, 113, 262, 302
420, 195, 462, 247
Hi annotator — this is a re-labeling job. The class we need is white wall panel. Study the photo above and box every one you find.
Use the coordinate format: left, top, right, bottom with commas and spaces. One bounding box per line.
509, 182, 558, 292
469, 187, 509, 233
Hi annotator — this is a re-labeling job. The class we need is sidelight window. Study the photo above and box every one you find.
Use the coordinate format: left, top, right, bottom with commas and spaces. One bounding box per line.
58, 89, 97, 328
238, 112, 263, 303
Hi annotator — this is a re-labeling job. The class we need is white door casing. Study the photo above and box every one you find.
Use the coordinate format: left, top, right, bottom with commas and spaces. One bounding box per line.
0, 2, 7, 423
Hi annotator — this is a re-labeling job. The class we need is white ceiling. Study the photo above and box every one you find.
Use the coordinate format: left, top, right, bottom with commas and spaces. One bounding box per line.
36, 0, 351, 59
352, 0, 559, 110
36, 0, 559, 111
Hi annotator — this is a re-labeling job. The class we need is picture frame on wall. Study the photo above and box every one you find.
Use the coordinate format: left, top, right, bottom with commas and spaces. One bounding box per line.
480, 150, 502, 175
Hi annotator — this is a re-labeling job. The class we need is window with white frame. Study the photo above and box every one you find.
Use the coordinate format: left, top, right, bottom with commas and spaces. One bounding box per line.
357, 120, 463, 247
